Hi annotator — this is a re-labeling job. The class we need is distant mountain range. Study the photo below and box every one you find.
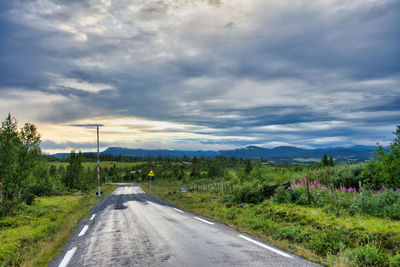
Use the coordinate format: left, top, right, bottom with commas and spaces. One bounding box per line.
51, 145, 385, 164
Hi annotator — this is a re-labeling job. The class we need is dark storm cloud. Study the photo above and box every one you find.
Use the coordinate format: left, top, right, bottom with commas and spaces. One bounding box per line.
1, 0, 399, 150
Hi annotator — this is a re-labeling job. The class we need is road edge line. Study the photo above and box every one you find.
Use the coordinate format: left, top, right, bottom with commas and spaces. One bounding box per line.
78, 225, 89, 237
58, 247, 77, 267
194, 216, 214, 225
174, 208, 185, 213
238, 234, 293, 258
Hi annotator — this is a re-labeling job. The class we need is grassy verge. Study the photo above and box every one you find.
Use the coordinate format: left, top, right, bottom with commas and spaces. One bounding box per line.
141, 182, 400, 267
0, 183, 117, 267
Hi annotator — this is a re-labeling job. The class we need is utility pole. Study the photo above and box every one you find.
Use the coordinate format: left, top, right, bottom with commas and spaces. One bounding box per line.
97, 125, 101, 197
71, 123, 103, 197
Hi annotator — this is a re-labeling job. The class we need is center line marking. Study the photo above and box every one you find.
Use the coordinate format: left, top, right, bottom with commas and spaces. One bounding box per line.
78, 225, 89, 237
174, 208, 184, 213
58, 247, 77, 267
238, 235, 293, 258
89, 214, 96, 220
194, 216, 214, 225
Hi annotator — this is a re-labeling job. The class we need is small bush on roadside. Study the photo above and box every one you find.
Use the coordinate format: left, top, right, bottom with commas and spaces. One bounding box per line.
390, 254, 400, 267
273, 186, 290, 203
341, 242, 389, 267
232, 181, 270, 204
278, 226, 307, 243
307, 231, 345, 256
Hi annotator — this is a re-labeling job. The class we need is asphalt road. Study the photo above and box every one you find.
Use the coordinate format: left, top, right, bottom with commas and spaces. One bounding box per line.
50, 184, 321, 267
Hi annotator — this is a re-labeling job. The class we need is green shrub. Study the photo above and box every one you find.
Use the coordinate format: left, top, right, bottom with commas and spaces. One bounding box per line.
278, 226, 307, 243
232, 181, 266, 204
307, 231, 344, 256
273, 186, 290, 203
390, 254, 400, 267
342, 242, 389, 267
289, 187, 309, 205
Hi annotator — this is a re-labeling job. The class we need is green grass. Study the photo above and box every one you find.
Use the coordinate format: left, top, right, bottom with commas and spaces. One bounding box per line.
0, 184, 117, 267
142, 182, 400, 266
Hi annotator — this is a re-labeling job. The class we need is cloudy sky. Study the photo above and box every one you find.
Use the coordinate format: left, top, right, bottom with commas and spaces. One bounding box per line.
0, 0, 399, 153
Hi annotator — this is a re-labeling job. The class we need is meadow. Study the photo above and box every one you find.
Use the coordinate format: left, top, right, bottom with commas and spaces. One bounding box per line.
0, 184, 117, 267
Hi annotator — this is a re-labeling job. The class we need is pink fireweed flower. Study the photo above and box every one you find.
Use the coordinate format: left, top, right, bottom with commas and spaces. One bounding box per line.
353, 196, 357, 201
396, 188, 399, 193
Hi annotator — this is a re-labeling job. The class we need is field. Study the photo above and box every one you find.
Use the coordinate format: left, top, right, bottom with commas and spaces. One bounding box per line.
0, 184, 117, 267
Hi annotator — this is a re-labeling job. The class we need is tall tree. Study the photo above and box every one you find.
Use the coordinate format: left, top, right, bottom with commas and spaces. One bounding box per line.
208, 159, 223, 178
321, 153, 329, 167
190, 156, 200, 177
175, 164, 185, 180
244, 159, 252, 175
363, 124, 400, 189
329, 156, 334, 167
63, 150, 83, 190
392, 125, 400, 148
0, 114, 41, 213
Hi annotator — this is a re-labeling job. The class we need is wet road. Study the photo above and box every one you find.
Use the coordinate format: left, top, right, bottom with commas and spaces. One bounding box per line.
50, 184, 321, 267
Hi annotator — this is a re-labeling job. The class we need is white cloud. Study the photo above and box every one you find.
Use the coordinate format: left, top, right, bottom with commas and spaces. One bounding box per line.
0, 88, 70, 122
47, 73, 115, 93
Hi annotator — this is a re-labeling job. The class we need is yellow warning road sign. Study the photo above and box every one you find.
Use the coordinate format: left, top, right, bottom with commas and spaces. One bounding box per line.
148, 169, 155, 176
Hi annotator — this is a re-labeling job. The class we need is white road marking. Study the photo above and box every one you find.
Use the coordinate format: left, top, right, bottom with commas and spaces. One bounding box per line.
174, 208, 184, 213
238, 235, 293, 258
78, 225, 89, 237
194, 216, 214, 225
89, 214, 96, 220
58, 247, 77, 267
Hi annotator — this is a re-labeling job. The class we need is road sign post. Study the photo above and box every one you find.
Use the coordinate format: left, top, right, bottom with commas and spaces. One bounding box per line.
148, 169, 154, 192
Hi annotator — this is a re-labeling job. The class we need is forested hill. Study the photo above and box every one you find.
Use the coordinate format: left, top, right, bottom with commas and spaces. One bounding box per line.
52, 145, 383, 163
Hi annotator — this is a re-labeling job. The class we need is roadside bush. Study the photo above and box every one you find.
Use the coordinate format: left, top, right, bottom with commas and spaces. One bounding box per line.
362, 144, 400, 190
278, 226, 307, 243
289, 186, 309, 205
390, 254, 400, 267
273, 186, 290, 203
331, 164, 365, 189
232, 181, 270, 204
307, 230, 346, 256
341, 242, 389, 267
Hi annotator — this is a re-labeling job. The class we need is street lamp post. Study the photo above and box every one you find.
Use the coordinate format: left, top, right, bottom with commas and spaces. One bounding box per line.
71, 123, 103, 197
97, 125, 101, 197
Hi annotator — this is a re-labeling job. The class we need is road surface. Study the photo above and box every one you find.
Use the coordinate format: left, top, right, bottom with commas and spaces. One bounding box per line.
50, 184, 321, 267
